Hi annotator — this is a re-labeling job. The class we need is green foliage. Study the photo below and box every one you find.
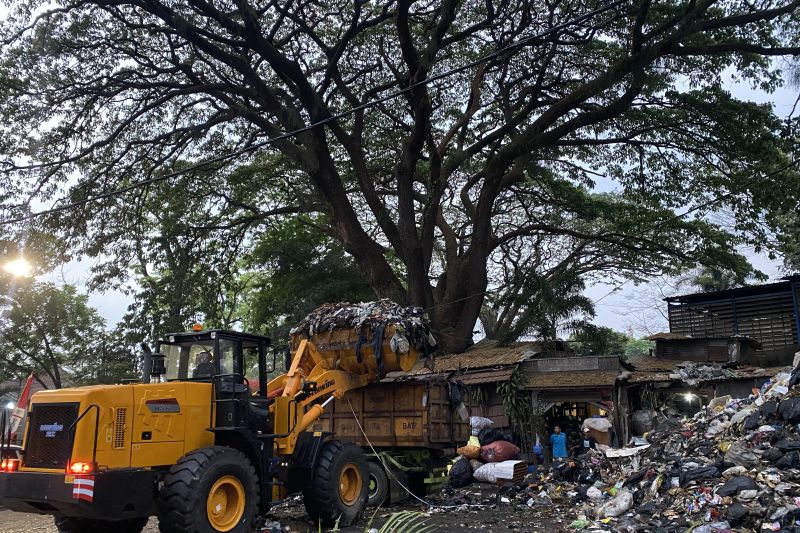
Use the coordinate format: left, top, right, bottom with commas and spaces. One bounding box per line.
241, 217, 374, 342
482, 266, 594, 344
0, 278, 136, 388
497, 367, 530, 430
569, 325, 652, 358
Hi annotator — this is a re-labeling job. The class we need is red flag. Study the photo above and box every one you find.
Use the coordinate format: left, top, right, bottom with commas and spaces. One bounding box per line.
9, 373, 34, 438
17, 372, 34, 410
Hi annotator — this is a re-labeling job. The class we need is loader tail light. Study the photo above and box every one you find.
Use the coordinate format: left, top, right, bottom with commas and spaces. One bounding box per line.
0, 459, 19, 472
67, 461, 95, 474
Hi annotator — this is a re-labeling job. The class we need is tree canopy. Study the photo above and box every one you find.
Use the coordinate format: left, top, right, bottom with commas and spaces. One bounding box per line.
0, 278, 135, 388
1, 0, 798, 352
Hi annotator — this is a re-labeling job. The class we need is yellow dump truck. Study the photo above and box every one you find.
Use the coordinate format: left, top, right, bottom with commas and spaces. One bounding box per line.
0, 307, 459, 533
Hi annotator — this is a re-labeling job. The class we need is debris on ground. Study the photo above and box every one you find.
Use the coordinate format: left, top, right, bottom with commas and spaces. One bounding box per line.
437, 360, 800, 532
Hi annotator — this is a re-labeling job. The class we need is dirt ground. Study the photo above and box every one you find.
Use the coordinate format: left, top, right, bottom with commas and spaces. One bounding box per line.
0, 487, 574, 532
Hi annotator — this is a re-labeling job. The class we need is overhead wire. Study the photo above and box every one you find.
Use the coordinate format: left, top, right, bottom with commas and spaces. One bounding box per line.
0, 0, 628, 226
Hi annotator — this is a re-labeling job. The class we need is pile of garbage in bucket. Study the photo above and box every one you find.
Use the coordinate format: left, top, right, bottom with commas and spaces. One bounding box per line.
444, 360, 800, 532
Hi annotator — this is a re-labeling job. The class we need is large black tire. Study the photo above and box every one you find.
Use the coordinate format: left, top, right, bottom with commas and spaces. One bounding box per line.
158, 446, 259, 533
55, 516, 148, 533
303, 440, 369, 527
366, 460, 389, 507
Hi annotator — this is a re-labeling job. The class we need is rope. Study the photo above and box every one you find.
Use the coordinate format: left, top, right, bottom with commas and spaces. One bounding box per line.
345, 397, 481, 510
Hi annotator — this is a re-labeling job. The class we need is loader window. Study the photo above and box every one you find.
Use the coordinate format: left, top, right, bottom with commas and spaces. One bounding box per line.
218, 339, 237, 376
243, 345, 260, 387
162, 342, 215, 380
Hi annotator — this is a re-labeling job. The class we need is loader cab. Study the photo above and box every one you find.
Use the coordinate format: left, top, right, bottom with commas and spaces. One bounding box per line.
157, 329, 273, 395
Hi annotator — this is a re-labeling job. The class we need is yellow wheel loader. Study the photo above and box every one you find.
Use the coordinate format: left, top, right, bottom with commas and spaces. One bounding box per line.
0, 318, 427, 533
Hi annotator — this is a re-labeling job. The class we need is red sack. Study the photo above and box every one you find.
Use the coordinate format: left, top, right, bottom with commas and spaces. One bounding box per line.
480, 440, 520, 463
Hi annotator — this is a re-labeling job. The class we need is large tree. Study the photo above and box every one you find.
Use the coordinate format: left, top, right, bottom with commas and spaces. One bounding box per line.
1, 0, 798, 352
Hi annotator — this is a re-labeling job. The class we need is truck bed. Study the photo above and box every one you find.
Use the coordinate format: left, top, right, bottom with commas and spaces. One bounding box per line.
313, 378, 469, 450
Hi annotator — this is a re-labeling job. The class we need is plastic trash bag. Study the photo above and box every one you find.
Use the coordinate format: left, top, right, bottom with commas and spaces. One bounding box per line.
480, 440, 520, 463
778, 397, 800, 423
582, 418, 613, 432
449, 457, 473, 488
470, 416, 494, 436
596, 489, 633, 518
725, 439, 761, 467
692, 521, 731, 533
716, 476, 759, 496
389, 332, 410, 353
586, 486, 603, 499
472, 462, 499, 483
683, 465, 720, 484
457, 445, 481, 460
631, 410, 655, 435
726, 503, 749, 525
478, 427, 504, 446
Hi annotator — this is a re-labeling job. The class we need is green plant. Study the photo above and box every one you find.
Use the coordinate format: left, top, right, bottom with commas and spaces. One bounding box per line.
496, 367, 530, 429
370, 511, 436, 533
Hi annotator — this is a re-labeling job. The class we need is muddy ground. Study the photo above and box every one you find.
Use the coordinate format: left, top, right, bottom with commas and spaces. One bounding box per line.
0, 485, 573, 532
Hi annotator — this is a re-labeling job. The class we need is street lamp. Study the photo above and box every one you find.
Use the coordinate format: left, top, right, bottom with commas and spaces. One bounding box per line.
4, 401, 14, 410
2, 258, 32, 277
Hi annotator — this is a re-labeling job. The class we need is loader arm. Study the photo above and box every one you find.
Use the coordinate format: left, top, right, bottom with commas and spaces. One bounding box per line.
267, 327, 419, 455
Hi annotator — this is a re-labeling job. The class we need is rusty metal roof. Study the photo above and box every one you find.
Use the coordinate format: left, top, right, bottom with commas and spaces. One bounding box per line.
664, 275, 800, 303
523, 370, 619, 390
645, 333, 760, 346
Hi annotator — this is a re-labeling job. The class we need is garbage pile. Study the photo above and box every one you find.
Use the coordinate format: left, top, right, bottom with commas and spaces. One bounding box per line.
289, 299, 436, 350
443, 362, 800, 532
450, 416, 524, 487
672, 361, 733, 387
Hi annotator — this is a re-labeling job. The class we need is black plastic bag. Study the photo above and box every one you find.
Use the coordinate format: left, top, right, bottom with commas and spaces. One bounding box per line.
449, 457, 473, 488
776, 439, 800, 451
682, 466, 720, 484
779, 398, 800, 423
744, 410, 761, 430
623, 470, 646, 487
726, 503, 749, 525
448, 382, 467, 408
478, 427, 504, 446
763, 447, 784, 462
762, 400, 778, 419
716, 476, 758, 496
777, 450, 800, 469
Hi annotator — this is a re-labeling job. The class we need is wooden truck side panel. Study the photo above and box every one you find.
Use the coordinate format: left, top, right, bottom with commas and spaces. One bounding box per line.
313, 380, 469, 449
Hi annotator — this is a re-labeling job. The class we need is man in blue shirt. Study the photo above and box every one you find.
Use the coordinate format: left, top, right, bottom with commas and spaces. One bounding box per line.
550, 425, 568, 460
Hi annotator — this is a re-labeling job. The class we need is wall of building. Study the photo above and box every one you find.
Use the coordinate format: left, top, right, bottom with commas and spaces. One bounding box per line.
668, 282, 800, 365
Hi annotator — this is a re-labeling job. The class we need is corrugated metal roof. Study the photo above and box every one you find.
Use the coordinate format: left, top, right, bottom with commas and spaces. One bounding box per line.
524, 371, 618, 390
664, 275, 800, 303
645, 333, 760, 346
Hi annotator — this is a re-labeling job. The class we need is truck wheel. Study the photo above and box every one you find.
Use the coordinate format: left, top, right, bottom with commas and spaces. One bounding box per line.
366, 461, 389, 507
55, 516, 148, 533
303, 440, 369, 527
158, 446, 259, 533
